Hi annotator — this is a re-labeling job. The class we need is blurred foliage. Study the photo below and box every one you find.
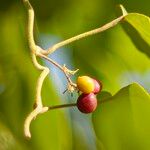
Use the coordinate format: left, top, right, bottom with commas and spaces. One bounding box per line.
0, 0, 150, 150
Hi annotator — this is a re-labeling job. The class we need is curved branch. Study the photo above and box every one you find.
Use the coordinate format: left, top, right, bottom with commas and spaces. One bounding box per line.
35, 67, 50, 106
24, 64, 50, 138
41, 15, 125, 55
22, 0, 36, 52
24, 106, 49, 138
24, 102, 76, 138
22, 0, 77, 139
24, 107, 42, 138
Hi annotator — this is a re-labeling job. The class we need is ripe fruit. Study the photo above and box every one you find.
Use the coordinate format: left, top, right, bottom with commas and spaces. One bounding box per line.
77, 76, 94, 94
77, 76, 102, 94
77, 93, 97, 113
93, 79, 102, 94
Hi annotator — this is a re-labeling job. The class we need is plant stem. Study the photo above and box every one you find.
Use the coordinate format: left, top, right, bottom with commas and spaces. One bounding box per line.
38, 53, 64, 71
38, 53, 77, 88
41, 15, 125, 55
23, 0, 36, 52
24, 102, 76, 138
48, 103, 77, 110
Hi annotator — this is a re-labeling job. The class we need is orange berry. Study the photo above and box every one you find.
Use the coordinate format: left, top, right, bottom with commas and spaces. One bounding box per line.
77, 76, 94, 94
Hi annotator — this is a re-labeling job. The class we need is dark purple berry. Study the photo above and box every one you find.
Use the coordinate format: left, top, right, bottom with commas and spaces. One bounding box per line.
77, 93, 97, 113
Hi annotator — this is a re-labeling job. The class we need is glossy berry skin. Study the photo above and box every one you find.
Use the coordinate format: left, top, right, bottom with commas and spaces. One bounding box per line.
93, 79, 102, 94
77, 93, 97, 113
77, 76, 94, 94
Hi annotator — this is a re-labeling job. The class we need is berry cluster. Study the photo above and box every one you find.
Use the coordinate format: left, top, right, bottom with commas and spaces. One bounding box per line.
76, 76, 102, 113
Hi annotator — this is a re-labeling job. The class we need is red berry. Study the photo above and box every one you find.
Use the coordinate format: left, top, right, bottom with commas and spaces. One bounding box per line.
93, 79, 102, 94
77, 93, 97, 113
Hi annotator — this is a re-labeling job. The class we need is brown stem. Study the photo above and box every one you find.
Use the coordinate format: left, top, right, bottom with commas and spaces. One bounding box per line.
42, 15, 125, 55
48, 103, 77, 110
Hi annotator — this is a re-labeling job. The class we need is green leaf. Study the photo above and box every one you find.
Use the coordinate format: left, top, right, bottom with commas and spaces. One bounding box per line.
122, 12, 150, 57
92, 83, 150, 150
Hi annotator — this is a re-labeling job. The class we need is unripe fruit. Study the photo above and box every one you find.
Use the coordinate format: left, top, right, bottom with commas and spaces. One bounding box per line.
93, 79, 102, 94
77, 93, 97, 113
77, 76, 94, 94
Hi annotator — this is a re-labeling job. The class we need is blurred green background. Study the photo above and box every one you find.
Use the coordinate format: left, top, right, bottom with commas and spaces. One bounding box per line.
0, 0, 150, 150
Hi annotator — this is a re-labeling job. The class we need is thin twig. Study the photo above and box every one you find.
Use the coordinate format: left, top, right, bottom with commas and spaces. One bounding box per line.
48, 103, 77, 110
38, 53, 77, 89
41, 15, 125, 55
38, 53, 64, 71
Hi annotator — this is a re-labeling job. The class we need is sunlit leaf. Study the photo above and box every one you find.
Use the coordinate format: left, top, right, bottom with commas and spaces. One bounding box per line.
92, 83, 150, 150
122, 12, 150, 57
